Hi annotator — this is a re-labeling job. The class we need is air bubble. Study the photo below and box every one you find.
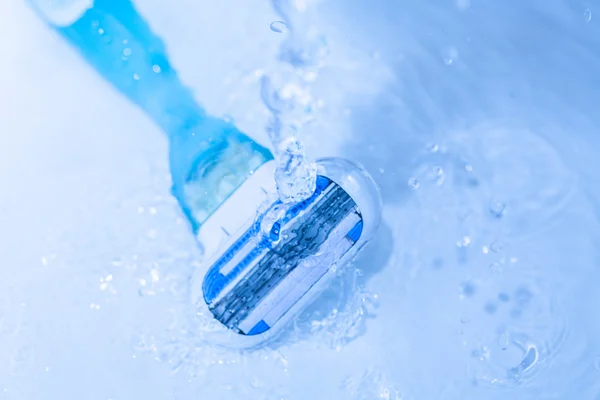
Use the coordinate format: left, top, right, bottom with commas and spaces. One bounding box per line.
270, 21, 289, 33
427, 143, 439, 153
489, 200, 506, 218
490, 241, 504, 253
498, 334, 509, 350
489, 262, 502, 273
433, 166, 445, 186
408, 177, 420, 189
584, 9, 592, 22
443, 47, 458, 65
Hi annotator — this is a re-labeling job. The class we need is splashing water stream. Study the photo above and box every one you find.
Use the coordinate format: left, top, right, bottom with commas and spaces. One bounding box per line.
260, 0, 329, 203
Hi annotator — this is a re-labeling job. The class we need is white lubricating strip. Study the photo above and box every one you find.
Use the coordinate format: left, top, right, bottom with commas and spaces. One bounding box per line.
238, 212, 361, 334
262, 240, 354, 327
197, 161, 276, 260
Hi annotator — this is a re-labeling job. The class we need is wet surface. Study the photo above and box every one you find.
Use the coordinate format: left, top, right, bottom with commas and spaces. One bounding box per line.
2, 0, 600, 399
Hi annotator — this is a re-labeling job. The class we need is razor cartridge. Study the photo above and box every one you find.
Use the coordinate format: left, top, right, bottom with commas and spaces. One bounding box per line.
191, 157, 382, 347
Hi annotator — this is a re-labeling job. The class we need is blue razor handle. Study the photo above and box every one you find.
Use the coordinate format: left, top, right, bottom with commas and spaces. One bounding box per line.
29, 0, 273, 232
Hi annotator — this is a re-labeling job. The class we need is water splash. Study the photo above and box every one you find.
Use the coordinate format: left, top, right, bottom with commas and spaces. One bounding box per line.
261, 0, 330, 203
273, 137, 317, 203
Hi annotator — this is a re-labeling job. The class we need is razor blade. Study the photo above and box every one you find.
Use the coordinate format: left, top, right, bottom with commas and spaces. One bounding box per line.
191, 157, 382, 347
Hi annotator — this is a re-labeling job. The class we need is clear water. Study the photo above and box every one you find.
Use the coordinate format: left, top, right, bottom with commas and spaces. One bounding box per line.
2, 0, 600, 399
261, 0, 321, 203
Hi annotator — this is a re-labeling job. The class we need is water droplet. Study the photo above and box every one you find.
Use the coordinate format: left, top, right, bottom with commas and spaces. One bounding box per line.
152, 65, 161, 73
508, 344, 539, 381
110, 258, 123, 267
460, 281, 476, 298
514, 286, 533, 307
408, 177, 420, 189
498, 292, 510, 302
270, 21, 289, 33
97, 28, 104, 35
378, 167, 385, 174
489, 200, 506, 218
427, 143, 439, 153
123, 48, 132, 57
584, 9, 592, 22
489, 262, 502, 273
443, 46, 459, 65
133, 73, 140, 81
498, 334, 509, 350
433, 166, 445, 186
482, 246, 489, 254
484, 302, 497, 314
490, 241, 504, 253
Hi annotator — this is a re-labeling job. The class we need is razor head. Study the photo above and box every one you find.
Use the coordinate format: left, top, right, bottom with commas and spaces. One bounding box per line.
202, 175, 363, 336
191, 158, 381, 345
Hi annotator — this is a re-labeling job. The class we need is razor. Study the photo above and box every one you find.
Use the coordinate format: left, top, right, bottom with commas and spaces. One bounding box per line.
30, 0, 382, 347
